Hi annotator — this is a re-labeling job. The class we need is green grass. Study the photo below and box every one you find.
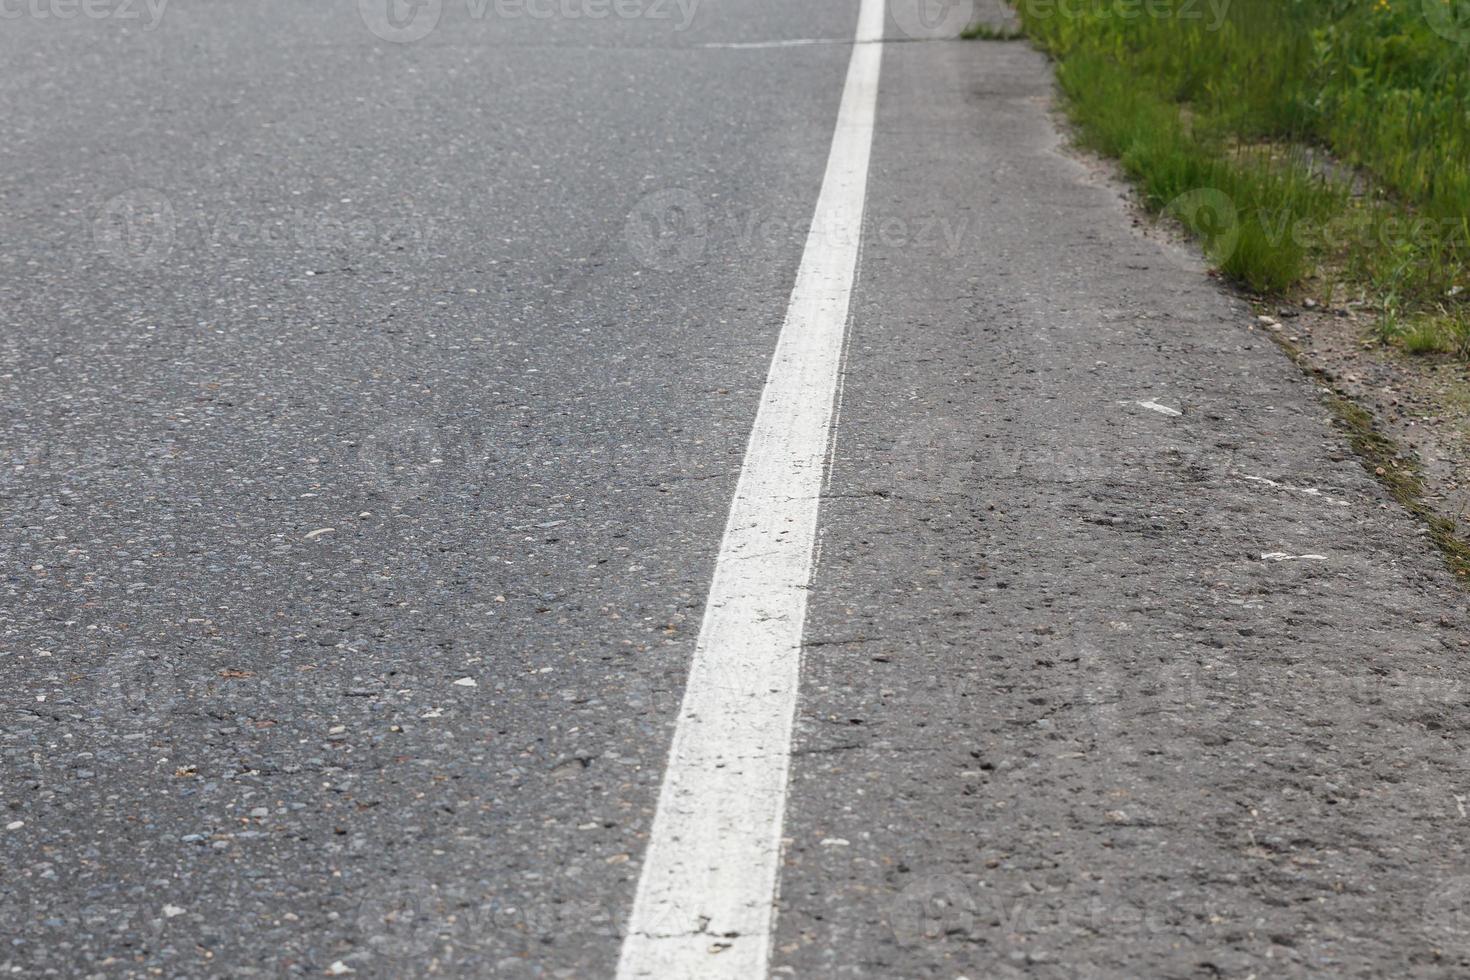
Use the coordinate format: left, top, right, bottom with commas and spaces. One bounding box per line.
1012, 0, 1470, 352
961, 21, 1026, 40
1403, 319, 1447, 354
1400, 312, 1470, 357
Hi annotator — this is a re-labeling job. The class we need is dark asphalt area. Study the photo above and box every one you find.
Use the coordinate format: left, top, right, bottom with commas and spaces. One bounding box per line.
4, 1, 1470, 978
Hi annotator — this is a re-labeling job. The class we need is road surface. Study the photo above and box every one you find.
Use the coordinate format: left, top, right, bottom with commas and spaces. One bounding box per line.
3, 1, 1468, 977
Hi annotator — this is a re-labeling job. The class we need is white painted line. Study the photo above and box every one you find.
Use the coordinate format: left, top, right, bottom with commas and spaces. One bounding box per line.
699, 37, 849, 49
616, 1, 885, 977
1240, 474, 1350, 507
1261, 552, 1329, 562
1135, 399, 1182, 417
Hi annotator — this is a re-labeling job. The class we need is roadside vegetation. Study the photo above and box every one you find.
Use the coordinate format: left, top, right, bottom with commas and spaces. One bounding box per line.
959, 20, 1026, 39
1006, 0, 1470, 356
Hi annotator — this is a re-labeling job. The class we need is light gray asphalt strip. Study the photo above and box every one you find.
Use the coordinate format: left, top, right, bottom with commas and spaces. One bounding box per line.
774, 34, 1470, 980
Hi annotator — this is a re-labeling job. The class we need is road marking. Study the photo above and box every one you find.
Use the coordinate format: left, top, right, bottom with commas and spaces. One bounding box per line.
1135, 399, 1182, 417
1241, 475, 1350, 507
698, 38, 849, 49
616, 1, 885, 977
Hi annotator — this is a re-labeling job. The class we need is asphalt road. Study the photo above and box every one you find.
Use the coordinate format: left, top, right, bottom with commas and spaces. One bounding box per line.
3, 2, 1469, 978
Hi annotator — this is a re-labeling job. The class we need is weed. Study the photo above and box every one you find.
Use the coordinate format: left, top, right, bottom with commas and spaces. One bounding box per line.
1403, 320, 1447, 355
1013, 0, 1470, 352
961, 21, 1026, 41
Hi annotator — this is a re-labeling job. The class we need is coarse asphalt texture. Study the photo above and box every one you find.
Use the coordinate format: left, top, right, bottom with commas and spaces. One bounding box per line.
3, 1, 1469, 978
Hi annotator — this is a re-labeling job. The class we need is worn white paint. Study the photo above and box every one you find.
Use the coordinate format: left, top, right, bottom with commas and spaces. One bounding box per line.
616, 1, 886, 976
